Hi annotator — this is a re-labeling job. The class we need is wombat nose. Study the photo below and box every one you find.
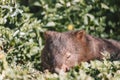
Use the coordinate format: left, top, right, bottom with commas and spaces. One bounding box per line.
61, 64, 70, 72
55, 64, 70, 73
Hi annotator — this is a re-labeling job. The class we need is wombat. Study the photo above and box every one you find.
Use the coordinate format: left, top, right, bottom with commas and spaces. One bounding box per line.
41, 30, 120, 73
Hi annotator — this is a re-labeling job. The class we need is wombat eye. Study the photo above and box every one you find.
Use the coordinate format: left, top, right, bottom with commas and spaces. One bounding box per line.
66, 52, 71, 59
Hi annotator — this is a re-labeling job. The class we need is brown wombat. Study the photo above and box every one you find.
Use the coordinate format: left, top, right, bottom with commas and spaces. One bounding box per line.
41, 30, 120, 73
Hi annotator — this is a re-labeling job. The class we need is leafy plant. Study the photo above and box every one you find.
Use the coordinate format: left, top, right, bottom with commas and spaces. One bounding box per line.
0, 0, 120, 80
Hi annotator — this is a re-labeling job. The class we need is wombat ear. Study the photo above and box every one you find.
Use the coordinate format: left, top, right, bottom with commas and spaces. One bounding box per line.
75, 30, 86, 40
44, 31, 59, 39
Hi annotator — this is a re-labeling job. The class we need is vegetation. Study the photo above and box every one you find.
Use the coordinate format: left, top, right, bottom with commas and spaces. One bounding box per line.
0, 0, 120, 80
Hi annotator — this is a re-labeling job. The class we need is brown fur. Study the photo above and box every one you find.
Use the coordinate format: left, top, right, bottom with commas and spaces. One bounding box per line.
41, 30, 120, 73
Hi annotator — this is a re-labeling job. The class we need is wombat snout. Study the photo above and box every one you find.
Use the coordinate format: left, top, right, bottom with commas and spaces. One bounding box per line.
55, 64, 70, 73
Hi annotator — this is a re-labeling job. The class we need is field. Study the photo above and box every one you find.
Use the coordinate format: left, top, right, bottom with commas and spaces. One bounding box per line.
0, 0, 120, 80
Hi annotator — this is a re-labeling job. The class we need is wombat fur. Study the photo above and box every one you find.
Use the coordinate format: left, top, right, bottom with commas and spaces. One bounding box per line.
41, 30, 120, 73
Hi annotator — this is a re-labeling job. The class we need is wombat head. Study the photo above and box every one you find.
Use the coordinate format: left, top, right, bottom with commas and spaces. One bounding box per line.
41, 30, 89, 73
